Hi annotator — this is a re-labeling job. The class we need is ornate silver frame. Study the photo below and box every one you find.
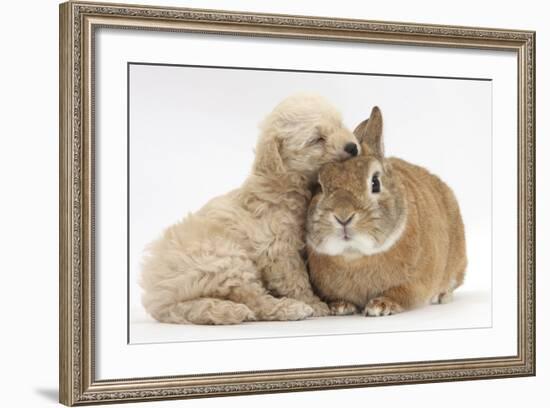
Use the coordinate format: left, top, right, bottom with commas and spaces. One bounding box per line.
59, 1, 536, 405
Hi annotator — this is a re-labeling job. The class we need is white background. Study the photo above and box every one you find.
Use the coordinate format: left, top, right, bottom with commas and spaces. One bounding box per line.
128, 63, 493, 343
0, 0, 546, 407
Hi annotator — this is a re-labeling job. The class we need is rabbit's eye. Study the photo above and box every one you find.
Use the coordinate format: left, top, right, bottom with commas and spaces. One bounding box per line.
371, 174, 381, 194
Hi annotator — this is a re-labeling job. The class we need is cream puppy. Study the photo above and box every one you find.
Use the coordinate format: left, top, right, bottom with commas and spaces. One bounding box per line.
140, 93, 360, 324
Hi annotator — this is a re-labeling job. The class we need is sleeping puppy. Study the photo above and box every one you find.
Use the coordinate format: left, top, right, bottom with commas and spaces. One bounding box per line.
140, 93, 360, 324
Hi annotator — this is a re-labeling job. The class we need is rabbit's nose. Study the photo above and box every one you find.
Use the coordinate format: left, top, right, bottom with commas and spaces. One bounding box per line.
334, 214, 355, 226
344, 142, 358, 157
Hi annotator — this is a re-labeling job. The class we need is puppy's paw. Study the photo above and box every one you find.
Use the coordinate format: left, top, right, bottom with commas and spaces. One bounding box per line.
276, 299, 314, 321
364, 297, 403, 317
232, 303, 257, 323
329, 300, 358, 316
308, 299, 331, 317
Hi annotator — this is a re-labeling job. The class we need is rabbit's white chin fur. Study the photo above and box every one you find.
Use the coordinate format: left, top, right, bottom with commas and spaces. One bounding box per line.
313, 233, 380, 256
311, 217, 407, 257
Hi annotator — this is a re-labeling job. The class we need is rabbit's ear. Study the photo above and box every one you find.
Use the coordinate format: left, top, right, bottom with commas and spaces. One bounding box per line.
354, 106, 384, 158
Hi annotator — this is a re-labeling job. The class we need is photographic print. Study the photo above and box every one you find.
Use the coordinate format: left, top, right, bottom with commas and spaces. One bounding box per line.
128, 64, 492, 344
59, 2, 534, 405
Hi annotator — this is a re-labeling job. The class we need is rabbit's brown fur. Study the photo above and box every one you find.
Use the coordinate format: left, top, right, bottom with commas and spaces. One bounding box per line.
306, 107, 467, 316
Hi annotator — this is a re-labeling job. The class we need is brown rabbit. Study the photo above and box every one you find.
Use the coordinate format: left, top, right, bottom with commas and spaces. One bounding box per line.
306, 106, 467, 317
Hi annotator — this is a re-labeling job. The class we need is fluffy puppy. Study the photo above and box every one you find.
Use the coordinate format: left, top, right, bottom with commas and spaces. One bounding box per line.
140, 93, 360, 324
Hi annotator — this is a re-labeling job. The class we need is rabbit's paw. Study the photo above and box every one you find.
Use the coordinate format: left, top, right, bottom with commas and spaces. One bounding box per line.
430, 291, 453, 305
364, 297, 403, 317
329, 300, 358, 316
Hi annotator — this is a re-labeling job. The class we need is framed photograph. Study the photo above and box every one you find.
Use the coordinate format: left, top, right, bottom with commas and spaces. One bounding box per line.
59, 1, 536, 405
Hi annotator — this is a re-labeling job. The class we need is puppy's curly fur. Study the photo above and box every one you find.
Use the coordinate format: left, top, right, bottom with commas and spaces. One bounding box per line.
140, 93, 359, 324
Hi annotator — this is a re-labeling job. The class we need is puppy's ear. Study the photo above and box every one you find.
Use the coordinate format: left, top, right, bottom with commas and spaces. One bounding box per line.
254, 136, 285, 174
354, 106, 384, 158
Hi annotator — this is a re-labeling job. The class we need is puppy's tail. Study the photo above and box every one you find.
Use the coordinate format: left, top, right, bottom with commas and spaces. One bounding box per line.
147, 298, 256, 325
